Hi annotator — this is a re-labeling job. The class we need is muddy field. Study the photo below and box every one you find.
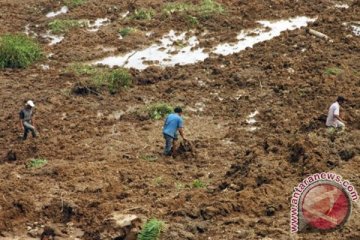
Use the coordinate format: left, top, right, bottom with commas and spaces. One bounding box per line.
0, 0, 360, 239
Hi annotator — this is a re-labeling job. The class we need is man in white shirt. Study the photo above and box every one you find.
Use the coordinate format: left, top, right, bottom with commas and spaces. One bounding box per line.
326, 96, 345, 129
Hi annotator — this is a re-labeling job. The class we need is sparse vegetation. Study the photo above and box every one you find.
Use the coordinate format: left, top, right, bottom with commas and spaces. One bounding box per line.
175, 182, 185, 190
64, 0, 87, 8
0, 34, 42, 68
48, 19, 87, 34
324, 67, 342, 76
119, 27, 136, 38
163, 0, 224, 17
137, 219, 165, 240
147, 103, 173, 120
67, 64, 132, 94
186, 15, 199, 26
198, 0, 224, 17
141, 154, 158, 162
26, 158, 48, 169
163, 2, 193, 15
153, 176, 163, 186
132, 8, 155, 20
192, 179, 206, 188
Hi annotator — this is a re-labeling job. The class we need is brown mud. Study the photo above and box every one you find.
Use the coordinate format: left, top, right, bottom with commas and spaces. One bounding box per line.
1, 0, 360, 239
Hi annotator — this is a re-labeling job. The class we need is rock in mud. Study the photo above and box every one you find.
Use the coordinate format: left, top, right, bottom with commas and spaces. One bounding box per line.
102, 212, 142, 240
6, 150, 16, 162
339, 149, 355, 161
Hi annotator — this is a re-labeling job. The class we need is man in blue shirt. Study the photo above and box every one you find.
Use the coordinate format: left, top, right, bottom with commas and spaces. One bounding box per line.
163, 107, 186, 156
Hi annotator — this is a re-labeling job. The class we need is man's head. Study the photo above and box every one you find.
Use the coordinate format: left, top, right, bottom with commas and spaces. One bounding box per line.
26, 100, 35, 109
174, 107, 183, 115
337, 96, 345, 105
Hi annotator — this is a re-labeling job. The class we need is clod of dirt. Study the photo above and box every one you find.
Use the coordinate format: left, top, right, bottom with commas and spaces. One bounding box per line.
265, 206, 276, 217
288, 143, 306, 163
339, 149, 355, 161
6, 150, 17, 162
40, 226, 55, 240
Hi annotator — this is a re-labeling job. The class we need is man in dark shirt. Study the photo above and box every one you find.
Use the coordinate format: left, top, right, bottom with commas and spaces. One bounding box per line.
19, 100, 37, 140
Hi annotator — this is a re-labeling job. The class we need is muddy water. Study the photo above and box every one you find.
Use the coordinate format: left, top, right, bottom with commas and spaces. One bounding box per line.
46, 6, 68, 18
94, 16, 315, 70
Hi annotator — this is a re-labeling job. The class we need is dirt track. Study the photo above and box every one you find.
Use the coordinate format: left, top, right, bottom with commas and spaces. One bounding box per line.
0, 0, 360, 239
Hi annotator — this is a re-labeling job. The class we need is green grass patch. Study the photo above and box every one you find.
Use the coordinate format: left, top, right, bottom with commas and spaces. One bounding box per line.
26, 158, 48, 169
147, 103, 173, 120
153, 176, 163, 186
192, 179, 206, 189
175, 182, 185, 191
198, 0, 224, 17
163, 2, 193, 15
138, 219, 165, 240
324, 67, 342, 76
163, 0, 224, 17
132, 8, 155, 20
48, 19, 87, 34
0, 34, 43, 68
67, 64, 132, 94
119, 27, 136, 38
64, 0, 87, 8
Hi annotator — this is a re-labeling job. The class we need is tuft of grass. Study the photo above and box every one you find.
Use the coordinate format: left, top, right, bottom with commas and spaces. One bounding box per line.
153, 176, 163, 186
64, 0, 87, 8
26, 158, 48, 169
192, 179, 206, 189
119, 27, 136, 38
48, 19, 87, 34
92, 68, 132, 94
132, 8, 155, 20
163, 2, 193, 15
186, 15, 199, 26
67, 64, 132, 94
175, 182, 185, 191
0, 34, 42, 69
324, 67, 342, 76
137, 219, 165, 240
147, 103, 173, 120
198, 0, 224, 17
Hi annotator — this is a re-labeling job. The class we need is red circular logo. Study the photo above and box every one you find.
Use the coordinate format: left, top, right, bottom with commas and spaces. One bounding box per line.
300, 183, 351, 230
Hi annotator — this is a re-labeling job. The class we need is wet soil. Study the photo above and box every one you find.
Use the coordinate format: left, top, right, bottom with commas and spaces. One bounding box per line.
0, 0, 360, 239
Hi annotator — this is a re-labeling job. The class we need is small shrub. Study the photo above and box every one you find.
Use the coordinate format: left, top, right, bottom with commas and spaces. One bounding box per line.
324, 67, 342, 76
27, 158, 48, 169
119, 27, 136, 38
102, 69, 132, 93
0, 34, 42, 68
64, 0, 87, 8
138, 219, 165, 240
147, 103, 173, 120
192, 179, 206, 188
198, 0, 225, 17
133, 8, 155, 20
48, 19, 87, 34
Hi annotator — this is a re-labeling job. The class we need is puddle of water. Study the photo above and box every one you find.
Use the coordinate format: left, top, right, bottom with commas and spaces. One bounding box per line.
214, 16, 315, 55
88, 18, 110, 32
95, 30, 208, 69
40, 64, 50, 70
42, 31, 64, 45
352, 25, 360, 36
335, 4, 349, 9
247, 126, 259, 132
93, 16, 314, 70
46, 6, 69, 18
